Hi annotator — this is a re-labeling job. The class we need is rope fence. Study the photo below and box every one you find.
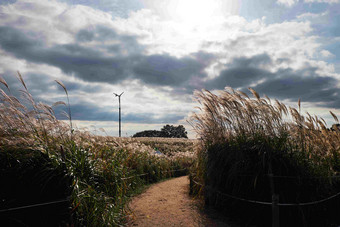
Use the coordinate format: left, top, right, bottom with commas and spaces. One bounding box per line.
269, 174, 340, 180
121, 173, 149, 180
121, 168, 187, 180
0, 197, 71, 214
0, 168, 188, 213
238, 174, 340, 179
191, 177, 340, 207
162, 168, 187, 173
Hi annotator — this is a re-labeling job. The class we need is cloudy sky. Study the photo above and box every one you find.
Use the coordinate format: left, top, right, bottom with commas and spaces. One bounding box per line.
0, 0, 339, 138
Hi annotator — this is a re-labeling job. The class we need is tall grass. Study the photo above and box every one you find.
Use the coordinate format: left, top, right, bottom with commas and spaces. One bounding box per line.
0, 72, 195, 226
190, 87, 340, 226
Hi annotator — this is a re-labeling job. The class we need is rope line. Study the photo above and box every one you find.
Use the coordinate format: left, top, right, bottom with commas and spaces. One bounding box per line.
278, 190, 340, 206
121, 168, 187, 180
121, 173, 148, 180
191, 179, 340, 207
0, 168, 187, 213
0, 197, 70, 214
238, 174, 340, 179
205, 185, 272, 205
268, 174, 340, 180
161, 168, 187, 173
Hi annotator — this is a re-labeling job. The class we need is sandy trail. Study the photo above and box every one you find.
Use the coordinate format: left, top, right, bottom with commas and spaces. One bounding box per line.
126, 176, 233, 227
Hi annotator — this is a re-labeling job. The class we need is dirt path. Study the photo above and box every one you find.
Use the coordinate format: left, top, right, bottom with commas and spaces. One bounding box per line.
126, 176, 233, 227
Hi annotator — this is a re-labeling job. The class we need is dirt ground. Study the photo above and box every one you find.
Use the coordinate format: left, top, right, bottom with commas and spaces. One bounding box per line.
126, 176, 236, 227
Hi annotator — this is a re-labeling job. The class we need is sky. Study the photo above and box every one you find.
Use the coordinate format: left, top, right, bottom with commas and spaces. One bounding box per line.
0, 0, 339, 138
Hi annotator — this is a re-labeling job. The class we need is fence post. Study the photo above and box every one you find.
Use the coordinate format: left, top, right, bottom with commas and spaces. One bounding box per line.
272, 194, 280, 227
268, 151, 280, 227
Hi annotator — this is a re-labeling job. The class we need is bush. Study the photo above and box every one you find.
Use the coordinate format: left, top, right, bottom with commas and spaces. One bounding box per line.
203, 138, 340, 226
132, 130, 164, 138
190, 88, 340, 227
0, 148, 73, 226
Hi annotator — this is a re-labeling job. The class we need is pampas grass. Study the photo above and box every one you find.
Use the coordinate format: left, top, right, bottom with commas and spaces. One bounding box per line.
190, 87, 340, 226
0, 72, 195, 226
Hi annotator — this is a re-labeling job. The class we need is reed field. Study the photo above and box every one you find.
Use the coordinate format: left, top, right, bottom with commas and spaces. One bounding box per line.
3, 71, 340, 226
0, 73, 195, 226
189, 87, 340, 226
134, 137, 195, 155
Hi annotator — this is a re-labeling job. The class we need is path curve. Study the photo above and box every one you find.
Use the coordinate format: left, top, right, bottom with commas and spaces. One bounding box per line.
126, 176, 233, 227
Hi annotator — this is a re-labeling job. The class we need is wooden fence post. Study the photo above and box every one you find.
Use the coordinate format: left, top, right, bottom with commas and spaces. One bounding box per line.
272, 194, 280, 227
268, 151, 280, 227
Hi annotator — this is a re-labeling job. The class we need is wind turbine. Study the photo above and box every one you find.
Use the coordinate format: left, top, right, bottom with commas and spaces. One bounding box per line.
113, 92, 124, 137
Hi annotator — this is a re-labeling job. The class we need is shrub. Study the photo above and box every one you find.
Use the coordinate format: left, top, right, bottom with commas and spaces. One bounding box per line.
0, 148, 73, 226
190, 88, 340, 226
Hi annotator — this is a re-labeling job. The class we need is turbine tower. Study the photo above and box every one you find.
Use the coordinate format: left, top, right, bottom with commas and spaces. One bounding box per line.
113, 92, 124, 137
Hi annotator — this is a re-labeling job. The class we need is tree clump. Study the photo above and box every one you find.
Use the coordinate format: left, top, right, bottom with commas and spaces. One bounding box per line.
133, 125, 188, 138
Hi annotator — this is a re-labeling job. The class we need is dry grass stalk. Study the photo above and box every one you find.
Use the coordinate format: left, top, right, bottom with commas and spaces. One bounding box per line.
191, 87, 340, 172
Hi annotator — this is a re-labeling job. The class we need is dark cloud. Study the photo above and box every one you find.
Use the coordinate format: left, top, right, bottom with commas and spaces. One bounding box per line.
2, 23, 339, 113
133, 54, 206, 86
251, 67, 339, 102
0, 72, 55, 103
192, 51, 217, 64
0, 72, 22, 98
54, 103, 114, 121
123, 112, 185, 124
0, 0, 16, 5
76, 29, 95, 42
0, 26, 208, 88
207, 53, 273, 89
61, 81, 104, 94
25, 73, 53, 89
0, 71, 105, 103
0, 26, 133, 83
0, 71, 186, 124
232, 53, 272, 67
205, 53, 340, 108
76, 26, 130, 44
54, 103, 185, 123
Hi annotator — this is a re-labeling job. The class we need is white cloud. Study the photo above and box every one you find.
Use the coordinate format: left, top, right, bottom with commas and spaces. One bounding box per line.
1, 0, 339, 137
1, 0, 333, 79
296, 11, 328, 19
304, 0, 339, 3
277, 0, 298, 7
277, 0, 339, 6
114, 9, 315, 68
320, 49, 335, 58
0, 0, 115, 45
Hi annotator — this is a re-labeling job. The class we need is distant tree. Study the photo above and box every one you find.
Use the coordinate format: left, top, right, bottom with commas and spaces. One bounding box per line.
160, 125, 188, 138
132, 125, 188, 138
132, 130, 164, 138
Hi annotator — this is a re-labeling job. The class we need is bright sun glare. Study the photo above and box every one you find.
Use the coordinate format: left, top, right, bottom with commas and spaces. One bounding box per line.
165, 0, 223, 25
174, 0, 219, 23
